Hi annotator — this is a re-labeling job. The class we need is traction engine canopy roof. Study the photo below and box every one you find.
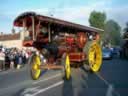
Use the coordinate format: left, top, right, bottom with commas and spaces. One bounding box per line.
13, 11, 104, 33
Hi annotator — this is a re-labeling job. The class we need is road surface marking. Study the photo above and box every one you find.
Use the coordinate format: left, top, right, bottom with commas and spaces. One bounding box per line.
0, 72, 61, 94
0, 67, 26, 75
106, 84, 113, 96
32, 81, 64, 96
95, 72, 109, 85
95, 72, 120, 96
22, 86, 40, 95
0, 80, 33, 93
24, 94, 33, 96
33, 73, 61, 84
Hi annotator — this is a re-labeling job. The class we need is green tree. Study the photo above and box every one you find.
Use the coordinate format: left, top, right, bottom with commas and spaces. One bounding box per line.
105, 20, 121, 45
89, 11, 106, 43
123, 22, 128, 39
89, 11, 106, 29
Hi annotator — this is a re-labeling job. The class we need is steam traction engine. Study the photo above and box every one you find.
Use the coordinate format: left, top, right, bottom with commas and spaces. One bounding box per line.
13, 12, 103, 80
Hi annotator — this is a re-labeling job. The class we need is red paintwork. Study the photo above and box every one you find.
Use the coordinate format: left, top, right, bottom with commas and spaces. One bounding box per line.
77, 32, 87, 48
23, 40, 33, 47
69, 52, 86, 62
65, 36, 75, 45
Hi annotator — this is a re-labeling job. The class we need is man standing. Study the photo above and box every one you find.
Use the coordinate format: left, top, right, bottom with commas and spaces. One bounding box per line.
0, 49, 5, 71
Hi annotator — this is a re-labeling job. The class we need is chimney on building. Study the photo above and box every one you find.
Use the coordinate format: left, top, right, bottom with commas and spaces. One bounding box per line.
0, 32, 3, 35
12, 28, 15, 34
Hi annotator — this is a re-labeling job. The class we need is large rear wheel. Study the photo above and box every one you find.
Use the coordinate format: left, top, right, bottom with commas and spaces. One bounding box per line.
84, 41, 102, 72
30, 55, 41, 80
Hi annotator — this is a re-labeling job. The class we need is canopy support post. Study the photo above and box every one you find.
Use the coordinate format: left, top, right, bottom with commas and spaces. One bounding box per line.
48, 23, 51, 42
22, 19, 26, 40
31, 16, 35, 40
36, 20, 41, 39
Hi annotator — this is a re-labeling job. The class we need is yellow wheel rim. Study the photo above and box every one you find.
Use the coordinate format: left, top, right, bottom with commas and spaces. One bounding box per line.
88, 42, 102, 72
65, 54, 71, 80
31, 55, 41, 80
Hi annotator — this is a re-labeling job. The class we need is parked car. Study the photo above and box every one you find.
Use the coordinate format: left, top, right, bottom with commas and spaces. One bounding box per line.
102, 48, 113, 59
112, 47, 120, 56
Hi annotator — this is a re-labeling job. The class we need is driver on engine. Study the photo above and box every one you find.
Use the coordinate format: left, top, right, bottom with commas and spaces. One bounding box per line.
36, 26, 58, 62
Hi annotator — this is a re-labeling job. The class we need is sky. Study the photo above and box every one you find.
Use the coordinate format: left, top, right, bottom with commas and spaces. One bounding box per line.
0, 0, 128, 33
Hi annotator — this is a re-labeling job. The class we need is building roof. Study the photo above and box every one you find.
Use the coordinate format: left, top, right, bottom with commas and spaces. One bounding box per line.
0, 33, 20, 41
14, 11, 104, 33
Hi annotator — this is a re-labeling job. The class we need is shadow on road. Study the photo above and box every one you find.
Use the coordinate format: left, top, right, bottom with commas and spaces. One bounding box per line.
78, 66, 107, 96
13, 88, 25, 96
62, 76, 74, 96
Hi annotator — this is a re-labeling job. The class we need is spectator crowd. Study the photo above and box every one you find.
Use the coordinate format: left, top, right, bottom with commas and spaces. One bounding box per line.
0, 47, 31, 71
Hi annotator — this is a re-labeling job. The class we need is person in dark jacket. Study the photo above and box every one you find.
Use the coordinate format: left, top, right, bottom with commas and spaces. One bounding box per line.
17, 52, 23, 69
9, 52, 15, 69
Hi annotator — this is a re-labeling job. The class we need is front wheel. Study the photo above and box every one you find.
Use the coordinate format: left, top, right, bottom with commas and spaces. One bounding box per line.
30, 54, 41, 80
65, 54, 71, 80
62, 53, 71, 80
84, 41, 102, 72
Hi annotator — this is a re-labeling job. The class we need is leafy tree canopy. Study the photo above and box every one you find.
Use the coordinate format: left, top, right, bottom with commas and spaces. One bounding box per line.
105, 20, 121, 45
123, 22, 128, 39
89, 11, 106, 29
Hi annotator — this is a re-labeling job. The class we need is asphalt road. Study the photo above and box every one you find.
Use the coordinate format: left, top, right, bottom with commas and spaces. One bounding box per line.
0, 56, 128, 96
